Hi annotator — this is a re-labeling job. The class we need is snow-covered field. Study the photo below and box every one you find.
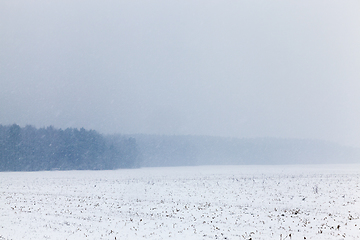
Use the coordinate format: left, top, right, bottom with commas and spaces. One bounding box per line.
0, 164, 359, 240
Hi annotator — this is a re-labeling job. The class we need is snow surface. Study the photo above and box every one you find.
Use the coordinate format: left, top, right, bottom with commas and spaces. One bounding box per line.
0, 164, 359, 240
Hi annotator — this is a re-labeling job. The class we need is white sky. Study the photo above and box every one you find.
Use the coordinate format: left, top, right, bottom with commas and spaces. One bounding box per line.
1, 0, 360, 147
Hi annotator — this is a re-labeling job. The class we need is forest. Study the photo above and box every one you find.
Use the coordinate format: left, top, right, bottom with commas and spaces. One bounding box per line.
1, 124, 359, 172
133, 134, 360, 167
0, 124, 139, 171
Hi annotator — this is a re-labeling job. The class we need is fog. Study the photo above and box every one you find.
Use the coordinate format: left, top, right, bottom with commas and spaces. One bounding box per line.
1, 0, 360, 147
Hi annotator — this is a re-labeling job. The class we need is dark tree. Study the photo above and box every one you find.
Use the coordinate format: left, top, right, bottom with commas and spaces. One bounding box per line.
0, 124, 139, 171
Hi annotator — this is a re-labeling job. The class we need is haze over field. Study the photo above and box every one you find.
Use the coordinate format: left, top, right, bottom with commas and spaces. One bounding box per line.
1, 3, 360, 239
1, 1, 360, 148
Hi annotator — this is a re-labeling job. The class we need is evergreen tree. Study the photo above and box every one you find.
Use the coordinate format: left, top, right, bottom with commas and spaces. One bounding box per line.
0, 124, 139, 171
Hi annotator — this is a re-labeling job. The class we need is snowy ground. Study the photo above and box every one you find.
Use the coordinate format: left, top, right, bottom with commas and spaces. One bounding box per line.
0, 164, 359, 240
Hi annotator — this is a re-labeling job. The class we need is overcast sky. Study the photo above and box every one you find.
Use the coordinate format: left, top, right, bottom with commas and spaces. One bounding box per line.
1, 0, 360, 147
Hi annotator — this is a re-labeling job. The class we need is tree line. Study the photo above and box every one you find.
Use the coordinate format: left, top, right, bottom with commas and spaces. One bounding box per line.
0, 124, 140, 171
132, 134, 360, 166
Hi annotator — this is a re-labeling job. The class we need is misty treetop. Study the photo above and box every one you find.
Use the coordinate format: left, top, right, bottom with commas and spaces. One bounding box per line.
132, 135, 360, 167
0, 124, 139, 171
